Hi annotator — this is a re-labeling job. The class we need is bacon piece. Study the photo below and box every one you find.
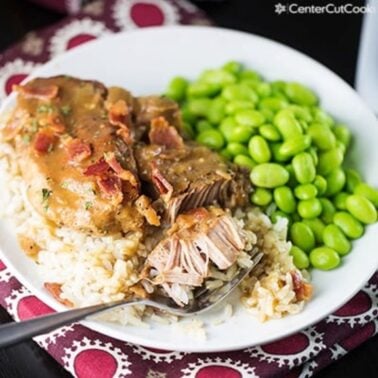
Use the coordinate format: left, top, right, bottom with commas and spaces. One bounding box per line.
44, 282, 73, 307
33, 131, 56, 154
97, 175, 123, 203
135, 195, 160, 226
17, 84, 59, 100
67, 138, 92, 162
148, 116, 184, 149
108, 99, 128, 126
291, 271, 313, 301
151, 162, 173, 199
104, 152, 138, 187
83, 159, 109, 176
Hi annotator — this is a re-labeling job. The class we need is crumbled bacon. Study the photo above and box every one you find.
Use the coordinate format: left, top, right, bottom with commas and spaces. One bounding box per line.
17, 84, 59, 100
97, 175, 123, 202
44, 282, 73, 307
108, 99, 129, 126
33, 131, 56, 153
83, 159, 109, 176
67, 139, 92, 162
291, 271, 313, 301
151, 162, 173, 199
104, 152, 138, 187
149, 116, 184, 149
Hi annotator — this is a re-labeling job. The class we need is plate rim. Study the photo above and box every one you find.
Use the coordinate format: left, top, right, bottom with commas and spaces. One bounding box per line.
0, 25, 377, 353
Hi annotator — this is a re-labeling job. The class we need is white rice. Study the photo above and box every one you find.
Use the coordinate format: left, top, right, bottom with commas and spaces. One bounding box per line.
0, 137, 311, 330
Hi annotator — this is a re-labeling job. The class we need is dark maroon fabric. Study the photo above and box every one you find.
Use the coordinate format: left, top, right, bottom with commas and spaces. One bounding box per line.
0, 1, 377, 377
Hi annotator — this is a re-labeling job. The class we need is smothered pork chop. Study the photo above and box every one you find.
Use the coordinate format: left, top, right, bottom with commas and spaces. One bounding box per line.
2, 76, 311, 308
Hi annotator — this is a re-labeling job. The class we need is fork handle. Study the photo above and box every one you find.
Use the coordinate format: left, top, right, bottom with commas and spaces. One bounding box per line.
0, 298, 142, 348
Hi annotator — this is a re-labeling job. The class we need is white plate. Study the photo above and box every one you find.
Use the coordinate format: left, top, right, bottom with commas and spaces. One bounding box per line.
0, 26, 378, 353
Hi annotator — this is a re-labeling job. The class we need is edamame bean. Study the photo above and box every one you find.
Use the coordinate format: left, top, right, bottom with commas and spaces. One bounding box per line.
288, 105, 313, 123
271, 210, 291, 225
333, 124, 351, 148
181, 104, 197, 124
323, 224, 351, 255
334, 192, 349, 210
222, 61, 242, 75
333, 211, 364, 239
235, 109, 265, 127
312, 108, 334, 127
320, 198, 336, 224
346, 195, 377, 224
250, 163, 289, 188
248, 136, 271, 163
274, 186, 296, 214
294, 184, 318, 200
220, 117, 237, 140
292, 152, 316, 184
225, 100, 254, 115
271, 143, 290, 162
220, 148, 233, 160
290, 222, 315, 252
200, 68, 236, 87
285, 164, 299, 188
285, 82, 318, 106
310, 247, 340, 270
187, 81, 220, 97
313, 175, 327, 195
251, 188, 272, 206
317, 148, 344, 175
256, 82, 272, 97
297, 198, 322, 219
259, 124, 281, 141
227, 143, 249, 157
187, 98, 212, 117
240, 69, 261, 82
308, 123, 336, 150
196, 129, 224, 150
259, 97, 289, 112
279, 135, 312, 158
230, 125, 255, 143
166, 76, 188, 101
181, 121, 194, 139
274, 109, 303, 140
354, 183, 378, 207
345, 168, 362, 193
207, 98, 226, 124
303, 218, 326, 244
290, 246, 310, 269
325, 168, 346, 197
308, 147, 319, 166
196, 120, 213, 133
222, 84, 257, 102
234, 154, 256, 170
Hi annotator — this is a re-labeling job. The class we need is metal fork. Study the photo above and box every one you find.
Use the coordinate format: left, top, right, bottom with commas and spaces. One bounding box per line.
0, 249, 263, 348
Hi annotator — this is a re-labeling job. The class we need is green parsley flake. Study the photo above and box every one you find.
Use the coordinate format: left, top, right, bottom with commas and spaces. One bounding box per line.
60, 105, 72, 116
22, 134, 31, 144
30, 119, 39, 132
85, 201, 93, 210
41, 188, 52, 211
37, 104, 53, 114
